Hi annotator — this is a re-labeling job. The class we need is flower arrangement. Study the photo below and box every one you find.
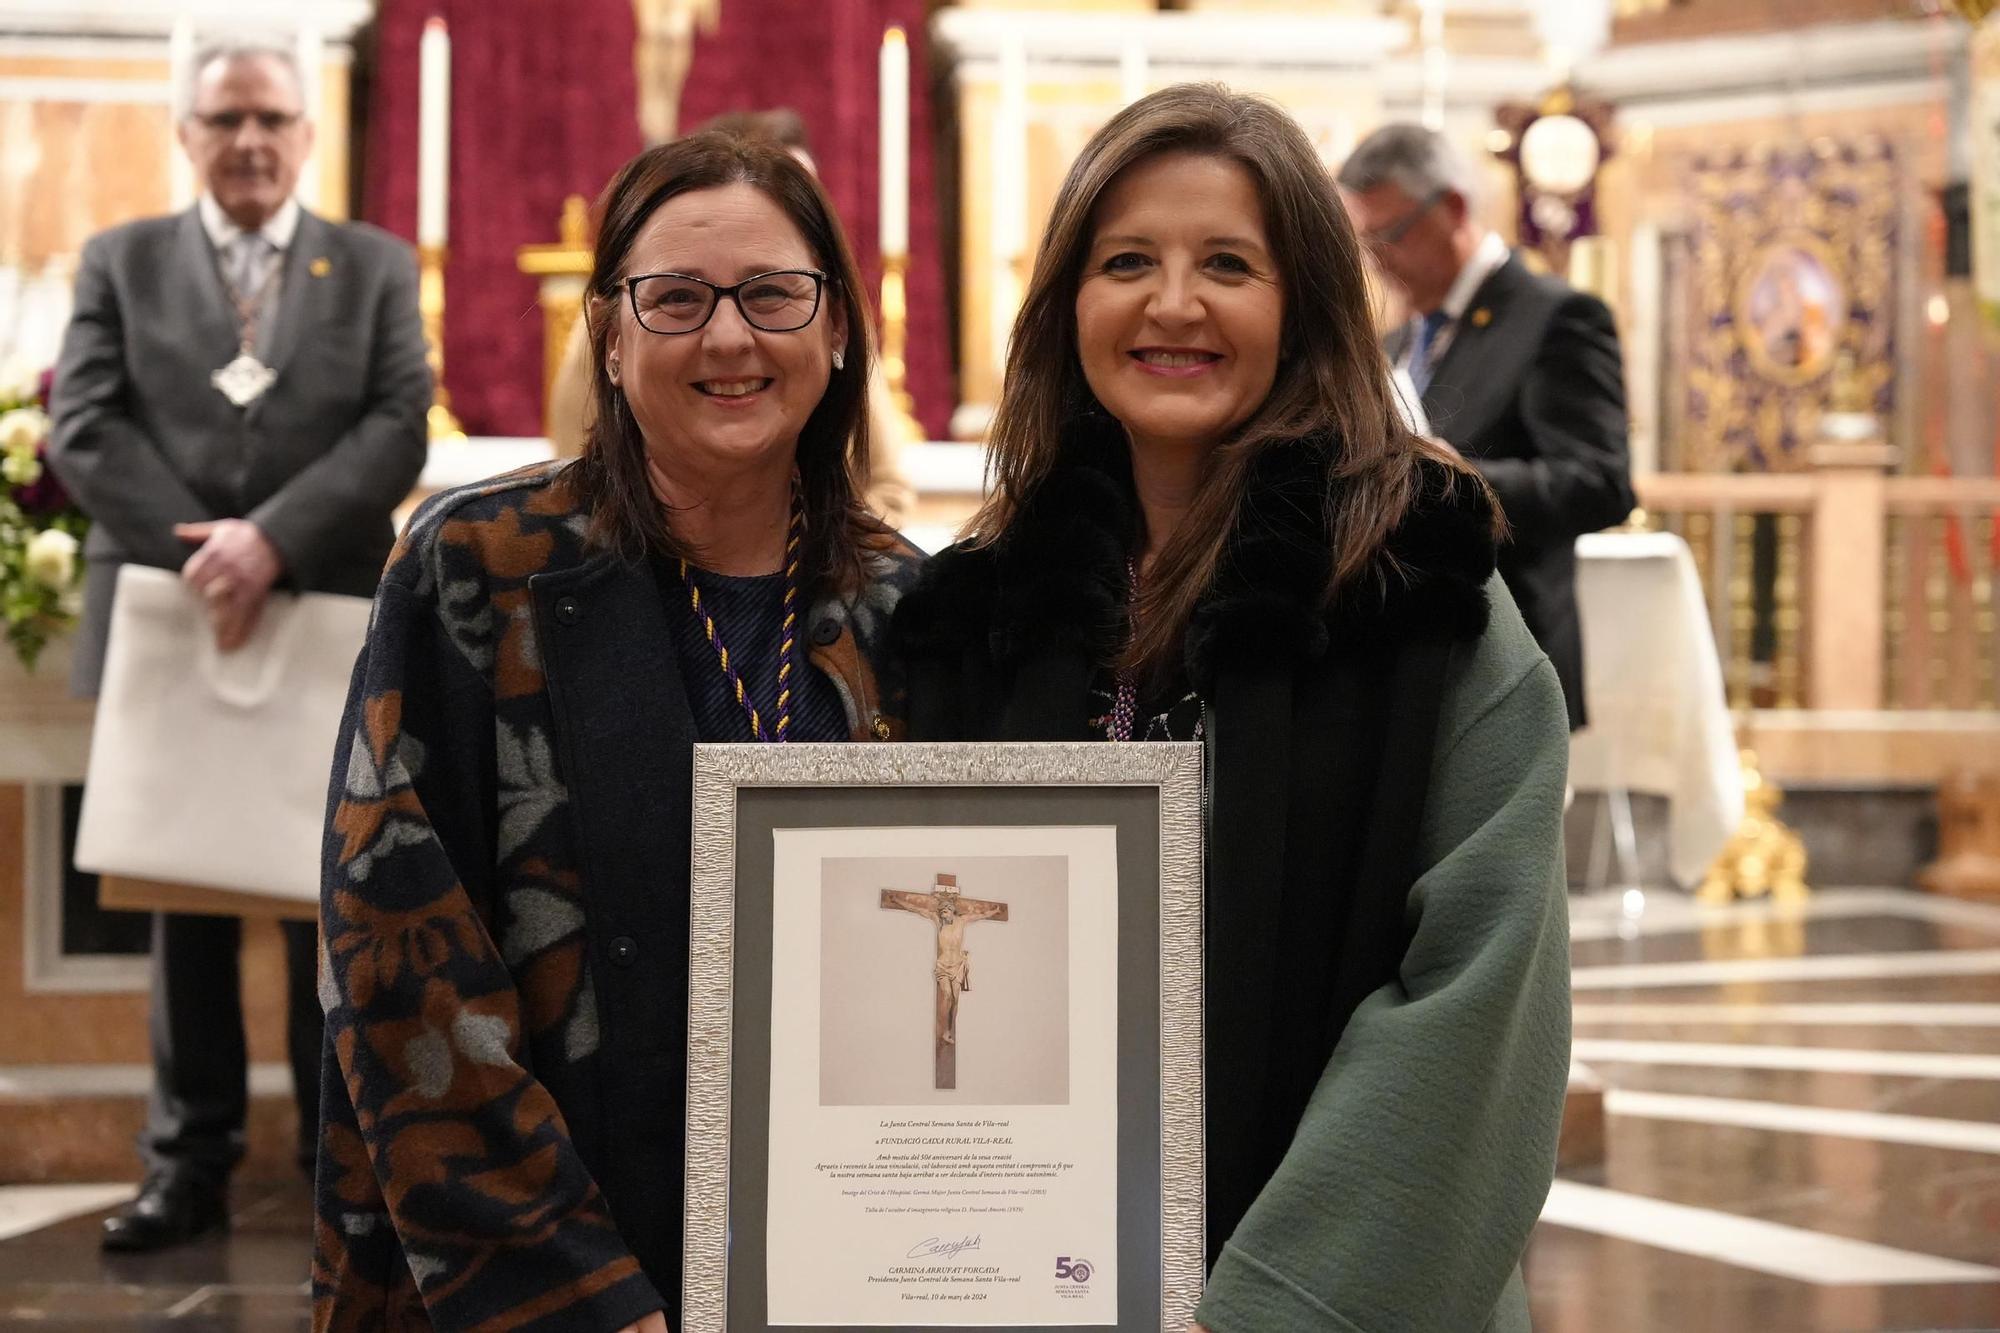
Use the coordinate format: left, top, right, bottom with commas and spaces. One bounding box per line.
0, 361, 87, 671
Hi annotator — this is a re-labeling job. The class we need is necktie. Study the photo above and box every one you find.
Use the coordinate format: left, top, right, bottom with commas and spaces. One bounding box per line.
227, 234, 273, 302
1409, 308, 1451, 396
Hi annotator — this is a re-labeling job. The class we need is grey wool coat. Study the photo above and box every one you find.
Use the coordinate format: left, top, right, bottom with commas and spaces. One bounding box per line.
48, 205, 431, 694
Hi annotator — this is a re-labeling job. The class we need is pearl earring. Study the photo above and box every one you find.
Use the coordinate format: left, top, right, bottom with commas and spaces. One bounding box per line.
831, 349, 845, 372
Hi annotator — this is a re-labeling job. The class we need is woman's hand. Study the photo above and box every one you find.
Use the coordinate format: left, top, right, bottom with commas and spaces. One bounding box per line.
617, 1312, 670, 1333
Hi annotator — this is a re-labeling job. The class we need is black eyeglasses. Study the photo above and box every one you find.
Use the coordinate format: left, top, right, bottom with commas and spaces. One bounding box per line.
625, 269, 828, 335
1363, 189, 1445, 249
192, 110, 304, 135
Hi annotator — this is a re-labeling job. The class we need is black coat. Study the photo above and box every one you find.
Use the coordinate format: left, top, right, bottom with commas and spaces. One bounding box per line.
892, 437, 1501, 1258
1407, 255, 1635, 729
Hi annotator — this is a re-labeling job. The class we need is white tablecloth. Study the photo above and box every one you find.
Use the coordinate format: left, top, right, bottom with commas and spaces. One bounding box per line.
1568, 530, 1744, 887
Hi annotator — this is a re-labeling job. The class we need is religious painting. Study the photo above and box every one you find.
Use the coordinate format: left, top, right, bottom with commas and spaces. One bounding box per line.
819, 854, 1071, 1105
685, 743, 1203, 1333
1681, 139, 1898, 472
1735, 234, 1847, 386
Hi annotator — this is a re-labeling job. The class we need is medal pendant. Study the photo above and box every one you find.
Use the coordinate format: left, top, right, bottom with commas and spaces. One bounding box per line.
211, 351, 277, 407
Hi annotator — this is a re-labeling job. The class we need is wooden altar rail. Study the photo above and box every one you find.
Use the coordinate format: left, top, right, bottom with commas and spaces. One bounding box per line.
1634, 471, 2000, 714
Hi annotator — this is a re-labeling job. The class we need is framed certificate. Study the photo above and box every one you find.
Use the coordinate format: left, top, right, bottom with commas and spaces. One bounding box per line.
686, 742, 1204, 1332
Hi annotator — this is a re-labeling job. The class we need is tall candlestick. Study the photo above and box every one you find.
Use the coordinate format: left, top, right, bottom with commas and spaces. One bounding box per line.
418, 18, 451, 249
879, 26, 910, 259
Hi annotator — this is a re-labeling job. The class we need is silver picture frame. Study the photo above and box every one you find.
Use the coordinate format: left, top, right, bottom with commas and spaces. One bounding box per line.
686, 741, 1205, 1332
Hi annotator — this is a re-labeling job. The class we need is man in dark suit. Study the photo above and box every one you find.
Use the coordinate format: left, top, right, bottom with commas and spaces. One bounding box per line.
1339, 124, 1633, 730
49, 39, 429, 1251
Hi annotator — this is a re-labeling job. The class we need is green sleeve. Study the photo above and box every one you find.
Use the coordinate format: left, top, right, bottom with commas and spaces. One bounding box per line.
1197, 577, 1571, 1333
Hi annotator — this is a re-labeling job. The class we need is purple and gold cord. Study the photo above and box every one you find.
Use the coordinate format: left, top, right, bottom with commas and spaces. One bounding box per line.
679, 478, 805, 743
1108, 557, 1139, 742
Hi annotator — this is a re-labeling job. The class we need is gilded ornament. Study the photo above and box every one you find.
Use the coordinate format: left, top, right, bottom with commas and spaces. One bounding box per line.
1697, 750, 1810, 903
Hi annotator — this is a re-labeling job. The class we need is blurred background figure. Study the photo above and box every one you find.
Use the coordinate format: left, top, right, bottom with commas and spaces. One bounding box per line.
1340, 123, 1634, 732
45, 37, 428, 1253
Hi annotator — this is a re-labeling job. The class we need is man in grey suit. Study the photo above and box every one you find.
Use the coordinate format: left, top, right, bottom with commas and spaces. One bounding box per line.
48, 39, 429, 1252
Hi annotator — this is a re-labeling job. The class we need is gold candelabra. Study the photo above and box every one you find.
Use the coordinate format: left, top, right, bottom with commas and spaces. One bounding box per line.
418, 244, 466, 442
878, 251, 920, 426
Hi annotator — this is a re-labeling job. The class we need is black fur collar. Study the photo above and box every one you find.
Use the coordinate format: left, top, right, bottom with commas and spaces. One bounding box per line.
895, 432, 1497, 690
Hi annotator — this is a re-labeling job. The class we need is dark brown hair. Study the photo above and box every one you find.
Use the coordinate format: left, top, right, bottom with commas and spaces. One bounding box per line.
696, 107, 812, 154
967, 83, 1484, 680
568, 130, 878, 597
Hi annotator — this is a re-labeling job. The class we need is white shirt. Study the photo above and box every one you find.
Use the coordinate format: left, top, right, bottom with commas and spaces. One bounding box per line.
197, 193, 301, 254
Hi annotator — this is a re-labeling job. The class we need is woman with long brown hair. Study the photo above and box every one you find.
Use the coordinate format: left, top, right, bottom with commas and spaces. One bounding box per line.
896, 84, 1569, 1331
312, 131, 921, 1330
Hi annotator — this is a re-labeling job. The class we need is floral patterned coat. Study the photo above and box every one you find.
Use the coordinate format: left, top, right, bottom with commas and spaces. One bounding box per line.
312, 462, 922, 1331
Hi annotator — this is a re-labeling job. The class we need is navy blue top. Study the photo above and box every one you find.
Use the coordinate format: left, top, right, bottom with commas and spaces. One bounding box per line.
657, 561, 849, 743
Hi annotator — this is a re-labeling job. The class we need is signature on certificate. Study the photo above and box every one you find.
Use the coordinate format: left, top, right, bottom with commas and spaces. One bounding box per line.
906, 1234, 983, 1260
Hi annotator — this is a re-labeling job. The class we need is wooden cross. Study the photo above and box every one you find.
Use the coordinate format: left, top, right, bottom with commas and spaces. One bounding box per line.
880, 873, 1009, 1089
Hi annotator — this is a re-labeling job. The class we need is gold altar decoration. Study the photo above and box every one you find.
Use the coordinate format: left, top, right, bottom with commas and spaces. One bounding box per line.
1493, 85, 1614, 279
418, 244, 466, 442
1696, 748, 1810, 903
1683, 139, 1899, 473
879, 253, 921, 430
516, 195, 596, 439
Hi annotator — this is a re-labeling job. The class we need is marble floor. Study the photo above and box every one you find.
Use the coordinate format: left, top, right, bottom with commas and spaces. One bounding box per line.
1532, 887, 2000, 1333
2, 886, 1997, 1330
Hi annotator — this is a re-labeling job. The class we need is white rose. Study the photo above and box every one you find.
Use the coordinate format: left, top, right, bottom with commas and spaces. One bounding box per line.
1, 451, 40, 486
0, 407, 49, 457
24, 527, 78, 591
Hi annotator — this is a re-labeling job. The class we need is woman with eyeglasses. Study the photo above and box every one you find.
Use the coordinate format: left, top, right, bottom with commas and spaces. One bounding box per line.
895, 85, 1569, 1332
311, 132, 921, 1332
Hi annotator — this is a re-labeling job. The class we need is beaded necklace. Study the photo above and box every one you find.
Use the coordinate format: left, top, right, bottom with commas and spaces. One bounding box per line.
1108, 557, 1139, 742
678, 481, 804, 743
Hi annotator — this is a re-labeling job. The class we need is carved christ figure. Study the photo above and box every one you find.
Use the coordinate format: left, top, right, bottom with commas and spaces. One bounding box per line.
880, 873, 1009, 1089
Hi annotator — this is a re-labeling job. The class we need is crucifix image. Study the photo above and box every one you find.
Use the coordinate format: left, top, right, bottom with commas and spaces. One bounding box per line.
880, 873, 1009, 1089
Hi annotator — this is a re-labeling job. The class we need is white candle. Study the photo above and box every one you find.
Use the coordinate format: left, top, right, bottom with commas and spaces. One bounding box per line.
879, 26, 910, 258
169, 17, 195, 209
418, 17, 451, 248
294, 25, 323, 208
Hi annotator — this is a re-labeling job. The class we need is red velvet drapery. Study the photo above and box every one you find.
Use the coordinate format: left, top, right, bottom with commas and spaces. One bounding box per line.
365, 0, 641, 438
664, 0, 954, 438
364, 0, 953, 441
